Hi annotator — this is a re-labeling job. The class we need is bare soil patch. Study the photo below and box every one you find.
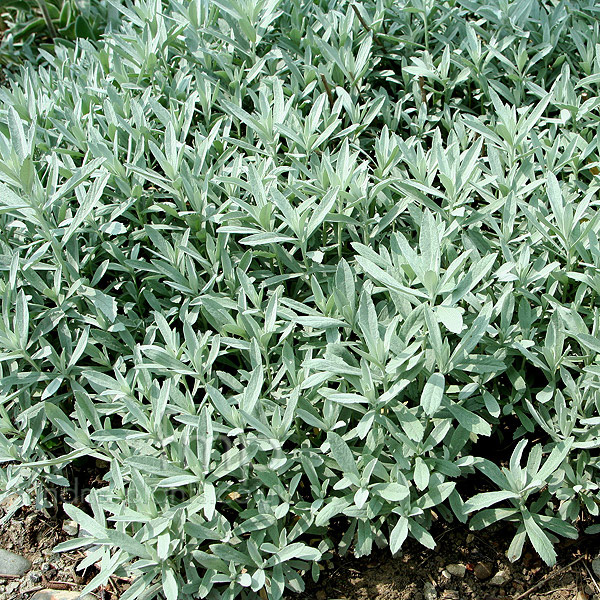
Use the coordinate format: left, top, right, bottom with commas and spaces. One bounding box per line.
291, 523, 600, 600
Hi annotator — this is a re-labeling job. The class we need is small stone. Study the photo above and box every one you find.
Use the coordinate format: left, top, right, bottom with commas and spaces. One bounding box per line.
489, 570, 510, 586
441, 569, 451, 579
424, 581, 437, 600
474, 562, 493, 581
29, 570, 42, 583
592, 557, 600, 579
0, 549, 32, 576
466, 533, 475, 543
62, 520, 79, 537
446, 564, 466, 578
31, 591, 96, 600
6, 581, 18, 594
24, 514, 37, 527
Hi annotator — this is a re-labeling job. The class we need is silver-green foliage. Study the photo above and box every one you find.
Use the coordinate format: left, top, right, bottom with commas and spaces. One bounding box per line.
1, 0, 600, 598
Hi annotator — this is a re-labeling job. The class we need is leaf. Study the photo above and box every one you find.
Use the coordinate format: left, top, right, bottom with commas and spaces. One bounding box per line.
242, 365, 263, 415
306, 187, 339, 237
8, 106, 27, 161
84, 288, 117, 323
523, 510, 556, 566
536, 438, 572, 481
163, 568, 178, 600
0, 182, 30, 210
295, 316, 347, 329
463, 490, 519, 514
435, 306, 463, 333
413, 457, 429, 491
374, 483, 410, 502
448, 404, 491, 436
354, 253, 429, 299
273, 542, 321, 564
62, 171, 110, 244
420, 373, 445, 416
327, 432, 360, 480
315, 499, 351, 527
576, 333, 600, 355
62, 503, 107, 539
390, 516, 409, 554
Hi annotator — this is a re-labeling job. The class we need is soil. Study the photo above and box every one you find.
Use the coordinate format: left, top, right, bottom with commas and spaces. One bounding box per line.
291, 522, 600, 600
0, 502, 100, 600
0, 459, 120, 600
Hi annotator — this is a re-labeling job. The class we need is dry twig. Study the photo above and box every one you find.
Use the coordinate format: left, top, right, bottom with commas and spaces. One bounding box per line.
513, 556, 584, 600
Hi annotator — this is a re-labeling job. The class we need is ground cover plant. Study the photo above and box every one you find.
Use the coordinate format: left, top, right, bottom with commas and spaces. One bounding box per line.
0, 0, 117, 66
1, 0, 600, 598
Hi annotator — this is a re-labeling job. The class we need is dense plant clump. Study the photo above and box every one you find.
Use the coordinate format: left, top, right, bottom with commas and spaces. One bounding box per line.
1, 0, 600, 598
0, 0, 118, 66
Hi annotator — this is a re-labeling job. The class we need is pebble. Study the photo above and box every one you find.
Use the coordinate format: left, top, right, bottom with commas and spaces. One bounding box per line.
0, 549, 32, 576
474, 561, 493, 581
29, 570, 42, 583
24, 514, 37, 527
31, 591, 96, 600
489, 570, 510, 586
446, 563, 466, 578
62, 521, 79, 537
5, 581, 18, 595
592, 556, 600, 579
424, 581, 437, 600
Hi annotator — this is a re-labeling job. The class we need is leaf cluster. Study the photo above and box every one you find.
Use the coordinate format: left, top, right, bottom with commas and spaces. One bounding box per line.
0, 0, 600, 598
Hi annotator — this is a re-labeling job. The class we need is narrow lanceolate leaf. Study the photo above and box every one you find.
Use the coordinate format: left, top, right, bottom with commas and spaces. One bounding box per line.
295, 316, 346, 329
306, 187, 339, 237
8, 106, 28, 161
390, 516, 409, 554
62, 171, 110, 244
523, 510, 557, 566
0, 182, 30, 209
463, 490, 519, 514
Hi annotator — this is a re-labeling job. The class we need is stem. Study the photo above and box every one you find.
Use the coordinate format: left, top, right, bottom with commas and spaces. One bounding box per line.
351, 4, 384, 49
321, 74, 334, 108
37, 0, 58, 39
